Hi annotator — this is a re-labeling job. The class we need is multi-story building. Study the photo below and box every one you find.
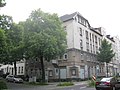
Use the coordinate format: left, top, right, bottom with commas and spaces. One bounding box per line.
58, 12, 120, 80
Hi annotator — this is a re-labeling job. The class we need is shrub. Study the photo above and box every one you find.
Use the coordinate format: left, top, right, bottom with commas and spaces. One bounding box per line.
88, 80, 95, 87
0, 80, 7, 90
57, 82, 74, 86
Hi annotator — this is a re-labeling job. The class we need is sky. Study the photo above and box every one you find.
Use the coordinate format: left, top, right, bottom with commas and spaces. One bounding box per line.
0, 0, 120, 37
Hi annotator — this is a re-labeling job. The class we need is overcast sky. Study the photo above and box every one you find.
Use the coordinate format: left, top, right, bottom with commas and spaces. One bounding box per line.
0, 0, 120, 37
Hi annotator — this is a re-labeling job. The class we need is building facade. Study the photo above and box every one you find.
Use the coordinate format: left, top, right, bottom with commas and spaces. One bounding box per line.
58, 12, 120, 80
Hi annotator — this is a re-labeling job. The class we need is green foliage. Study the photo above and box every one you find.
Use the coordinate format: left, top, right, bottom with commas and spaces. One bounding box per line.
6, 23, 24, 61
57, 82, 74, 86
0, 15, 13, 30
97, 39, 115, 63
0, 29, 7, 62
88, 80, 95, 87
22, 8, 67, 60
0, 0, 6, 7
0, 80, 7, 90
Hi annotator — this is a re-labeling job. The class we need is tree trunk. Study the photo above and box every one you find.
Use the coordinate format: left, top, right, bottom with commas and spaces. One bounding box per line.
40, 56, 45, 83
106, 63, 109, 77
14, 61, 17, 75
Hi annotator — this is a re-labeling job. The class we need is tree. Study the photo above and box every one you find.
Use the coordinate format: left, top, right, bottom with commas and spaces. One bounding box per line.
0, 29, 7, 62
22, 9, 67, 82
0, 15, 13, 30
0, 0, 6, 7
6, 23, 24, 75
97, 39, 115, 77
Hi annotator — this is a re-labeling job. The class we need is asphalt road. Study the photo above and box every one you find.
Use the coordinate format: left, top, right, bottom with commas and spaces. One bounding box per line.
7, 82, 96, 90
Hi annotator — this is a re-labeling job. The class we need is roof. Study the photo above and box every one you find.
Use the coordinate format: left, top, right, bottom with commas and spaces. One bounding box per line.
60, 12, 78, 22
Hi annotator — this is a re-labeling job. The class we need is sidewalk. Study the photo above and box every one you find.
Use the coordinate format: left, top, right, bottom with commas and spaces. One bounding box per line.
48, 80, 88, 86
73, 81, 88, 86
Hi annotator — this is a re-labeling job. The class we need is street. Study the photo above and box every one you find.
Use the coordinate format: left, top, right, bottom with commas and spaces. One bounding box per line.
7, 82, 96, 90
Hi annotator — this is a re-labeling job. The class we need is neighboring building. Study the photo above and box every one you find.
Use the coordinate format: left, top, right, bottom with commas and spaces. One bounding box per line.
58, 12, 120, 80
16, 60, 25, 76
0, 64, 14, 75
0, 60, 25, 77
25, 58, 59, 82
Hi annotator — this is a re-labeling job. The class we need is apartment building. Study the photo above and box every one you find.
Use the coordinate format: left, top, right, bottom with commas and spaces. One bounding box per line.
58, 12, 120, 80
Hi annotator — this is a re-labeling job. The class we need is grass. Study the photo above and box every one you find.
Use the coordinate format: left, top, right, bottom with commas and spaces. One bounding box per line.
57, 82, 74, 86
0, 80, 7, 90
28, 82, 48, 85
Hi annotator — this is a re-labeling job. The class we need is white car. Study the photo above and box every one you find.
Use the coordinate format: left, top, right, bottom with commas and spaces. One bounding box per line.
6, 75, 23, 83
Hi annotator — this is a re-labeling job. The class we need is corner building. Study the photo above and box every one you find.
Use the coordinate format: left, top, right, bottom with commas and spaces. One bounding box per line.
58, 12, 118, 80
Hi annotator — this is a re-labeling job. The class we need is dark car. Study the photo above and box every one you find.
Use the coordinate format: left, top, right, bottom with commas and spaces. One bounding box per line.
6, 75, 23, 83
95, 77, 120, 90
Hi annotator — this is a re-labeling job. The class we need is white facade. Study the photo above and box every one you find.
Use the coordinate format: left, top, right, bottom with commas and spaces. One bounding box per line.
63, 13, 103, 55
0, 60, 25, 76
16, 61, 25, 75
0, 64, 14, 75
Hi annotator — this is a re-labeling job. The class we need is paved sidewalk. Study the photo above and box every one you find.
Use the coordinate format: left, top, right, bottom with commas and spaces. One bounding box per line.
73, 81, 88, 86
48, 80, 88, 86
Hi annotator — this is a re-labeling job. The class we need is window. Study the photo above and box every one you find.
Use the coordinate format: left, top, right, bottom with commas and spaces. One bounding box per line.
49, 70, 53, 77
55, 68, 59, 75
78, 16, 81, 23
80, 39, 83, 50
18, 67, 20, 74
90, 44, 92, 53
64, 53, 68, 59
85, 30, 88, 39
96, 46, 98, 52
86, 42, 89, 52
21, 66, 23, 73
90, 33, 91, 41
92, 34, 94, 42
71, 69, 76, 76
95, 35, 97, 43
79, 28, 82, 36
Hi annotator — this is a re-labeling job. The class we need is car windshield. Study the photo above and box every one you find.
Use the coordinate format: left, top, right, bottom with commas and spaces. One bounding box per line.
101, 78, 111, 82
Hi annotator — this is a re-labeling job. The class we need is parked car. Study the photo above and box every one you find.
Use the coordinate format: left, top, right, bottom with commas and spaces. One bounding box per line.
95, 77, 120, 90
6, 75, 23, 83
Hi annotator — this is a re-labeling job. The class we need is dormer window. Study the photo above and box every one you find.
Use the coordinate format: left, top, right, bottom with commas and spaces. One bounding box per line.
64, 53, 68, 60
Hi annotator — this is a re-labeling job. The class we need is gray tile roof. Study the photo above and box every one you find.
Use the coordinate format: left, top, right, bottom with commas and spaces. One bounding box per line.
60, 12, 77, 22
60, 12, 85, 22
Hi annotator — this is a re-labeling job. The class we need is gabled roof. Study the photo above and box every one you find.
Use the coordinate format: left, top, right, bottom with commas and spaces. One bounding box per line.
60, 12, 78, 22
